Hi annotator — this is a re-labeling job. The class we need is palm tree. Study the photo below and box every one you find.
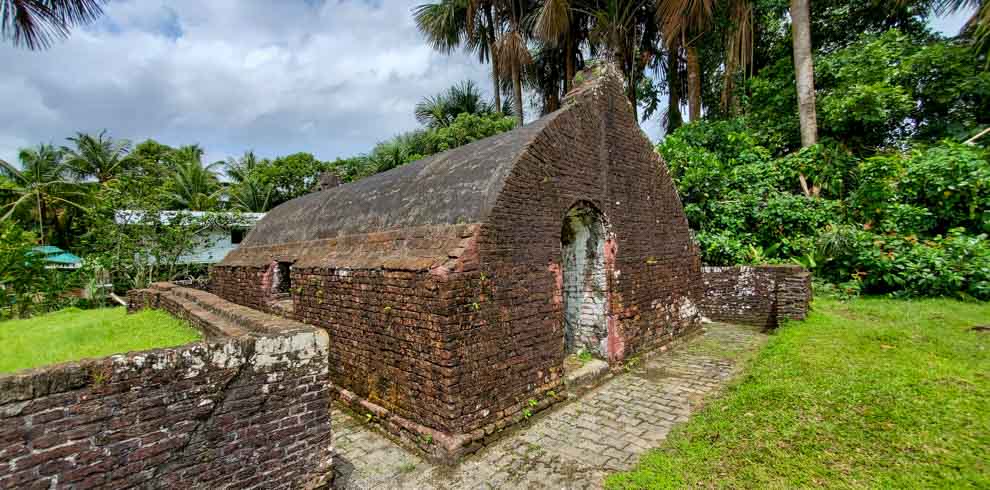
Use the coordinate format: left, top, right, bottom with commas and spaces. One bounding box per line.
1, 0, 106, 50
656, 0, 716, 122
415, 80, 496, 128
720, 0, 753, 113
662, 40, 684, 133
224, 151, 263, 184
166, 150, 221, 211
532, 0, 583, 93
62, 130, 131, 184
471, 0, 504, 111
496, 0, 533, 125
790, 0, 818, 196
0, 145, 88, 244
582, 0, 653, 119
931, 0, 989, 68
229, 177, 273, 213
415, 0, 504, 114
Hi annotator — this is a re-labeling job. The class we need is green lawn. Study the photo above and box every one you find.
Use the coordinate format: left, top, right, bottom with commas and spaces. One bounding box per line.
0, 307, 201, 374
607, 298, 990, 489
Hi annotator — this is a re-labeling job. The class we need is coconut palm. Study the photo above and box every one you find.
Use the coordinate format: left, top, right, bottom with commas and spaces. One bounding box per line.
415, 0, 504, 114
931, 0, 989, 68
224, 151, 263, 184
470, 0, 505, 111
720, 0, 753, 113
0, 145, 88, 244
229, 177, 273, 213
62, 130, 131, 184
500, 1, 533, 126
789, 0, 818, 196
1, 0, 106, 50
532, 0, 584, 93
581, 0, 656, 119
166, 149, 221, 211
656, 0, 716, 122
415, 80, 496, 128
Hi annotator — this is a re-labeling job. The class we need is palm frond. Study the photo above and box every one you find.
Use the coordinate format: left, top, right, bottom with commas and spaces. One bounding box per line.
1, 0, 106, 50
534, 0, 570, 44
496, 30, 533, 78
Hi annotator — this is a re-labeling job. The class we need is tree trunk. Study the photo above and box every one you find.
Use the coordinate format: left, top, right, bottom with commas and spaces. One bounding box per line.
790, 0, 818, 148
686, 44, 701, 122
624, 29, 639, 120
565, 31, 575, 93
491, 55, 502, 113
512, 62, 524, 126
484, 5, 501, 112
666, 48, 683, 134
627, 52, 638, 121
790, 0, 818, 196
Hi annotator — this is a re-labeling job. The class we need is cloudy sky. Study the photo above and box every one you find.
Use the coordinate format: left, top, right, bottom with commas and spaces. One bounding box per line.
0, 1, 972, 167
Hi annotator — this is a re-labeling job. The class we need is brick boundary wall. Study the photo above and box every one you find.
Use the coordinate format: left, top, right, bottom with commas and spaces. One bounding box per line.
699, 265, 812, 328
0, 284, 333, 489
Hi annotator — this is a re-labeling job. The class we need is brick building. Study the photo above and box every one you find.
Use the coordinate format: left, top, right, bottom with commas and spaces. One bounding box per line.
210, 62, 703, 458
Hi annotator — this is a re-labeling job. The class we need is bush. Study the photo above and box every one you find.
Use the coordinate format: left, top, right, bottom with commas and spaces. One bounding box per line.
658, 114, 990, 300
816, 226, 990, 300
0, 222, 79, 318
899, 142, 990, 233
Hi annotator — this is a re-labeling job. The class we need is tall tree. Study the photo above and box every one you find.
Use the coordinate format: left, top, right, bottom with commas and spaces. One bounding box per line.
415, 80, 496, 128
656, 0, 716, 122
1, 0, 106, 49
933, 0, 989, 68
469, 0, 504, 111
166, 150, 221, 211
0, 145, 87, 244
415, 0, 504, 116
584, 0, 652, 119
224, 151, 263, 184
665, 41, 684, 132
790, 0, 819, 196
496, 0, 533, 125
229, 178, 272, 213
62, 130, 131, 184
721, 0, 753, 113
533, 0, 583, 93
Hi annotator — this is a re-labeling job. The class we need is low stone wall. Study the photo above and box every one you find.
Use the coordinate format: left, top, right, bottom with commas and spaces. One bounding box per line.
699, 265, 812, 328
0, 285, 333, 489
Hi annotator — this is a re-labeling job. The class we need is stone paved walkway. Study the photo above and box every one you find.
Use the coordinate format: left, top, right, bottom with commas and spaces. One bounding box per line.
331, 323, 766, 489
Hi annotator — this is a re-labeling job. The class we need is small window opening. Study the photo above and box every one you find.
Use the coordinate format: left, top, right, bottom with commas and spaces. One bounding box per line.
231, 228, 245, 244
273, 261, 292, 295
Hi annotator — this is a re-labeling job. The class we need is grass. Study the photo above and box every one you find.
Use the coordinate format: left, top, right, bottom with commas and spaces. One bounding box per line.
606, 297, 990, 489
0, 307, 201, 374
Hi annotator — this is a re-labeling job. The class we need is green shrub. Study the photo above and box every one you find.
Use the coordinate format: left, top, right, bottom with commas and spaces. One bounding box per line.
816, 226, 990, 300
899, 142, 990, 233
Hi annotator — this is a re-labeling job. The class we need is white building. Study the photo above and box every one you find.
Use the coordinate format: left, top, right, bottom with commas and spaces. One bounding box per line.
114, 210, 266, 264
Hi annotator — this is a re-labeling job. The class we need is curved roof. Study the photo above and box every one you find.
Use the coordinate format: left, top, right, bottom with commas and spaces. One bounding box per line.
240, 116, 556, 247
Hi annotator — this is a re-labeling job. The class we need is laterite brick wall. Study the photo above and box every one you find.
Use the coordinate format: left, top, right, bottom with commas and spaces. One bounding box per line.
0, 287, 333, 489
454, 66, 704, 435
291, 267, 458, 434
210, 264, 276, 313
699, 265, 812, 328
206, 64, 703, 459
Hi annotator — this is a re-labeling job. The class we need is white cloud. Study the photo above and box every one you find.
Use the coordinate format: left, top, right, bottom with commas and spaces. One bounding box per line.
0, 0, 491, 165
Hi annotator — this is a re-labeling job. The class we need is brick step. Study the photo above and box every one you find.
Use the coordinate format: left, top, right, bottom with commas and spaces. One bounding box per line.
150, 282, 310, 336
160, 292, 251, 340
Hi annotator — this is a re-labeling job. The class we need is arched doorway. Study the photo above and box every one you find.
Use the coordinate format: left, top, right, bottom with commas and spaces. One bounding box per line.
560, 203, 608, 357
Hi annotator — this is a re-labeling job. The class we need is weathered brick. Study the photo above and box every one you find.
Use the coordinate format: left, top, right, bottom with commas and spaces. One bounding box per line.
1, 287, 332, 489
207, 62, 705, 461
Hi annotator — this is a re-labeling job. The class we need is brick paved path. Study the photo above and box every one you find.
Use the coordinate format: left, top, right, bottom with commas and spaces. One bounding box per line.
331, 323, 766, 489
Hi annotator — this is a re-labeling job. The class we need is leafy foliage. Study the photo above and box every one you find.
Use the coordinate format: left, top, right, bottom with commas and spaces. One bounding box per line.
660, 105, 990, 299
746, 30, 990, 155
